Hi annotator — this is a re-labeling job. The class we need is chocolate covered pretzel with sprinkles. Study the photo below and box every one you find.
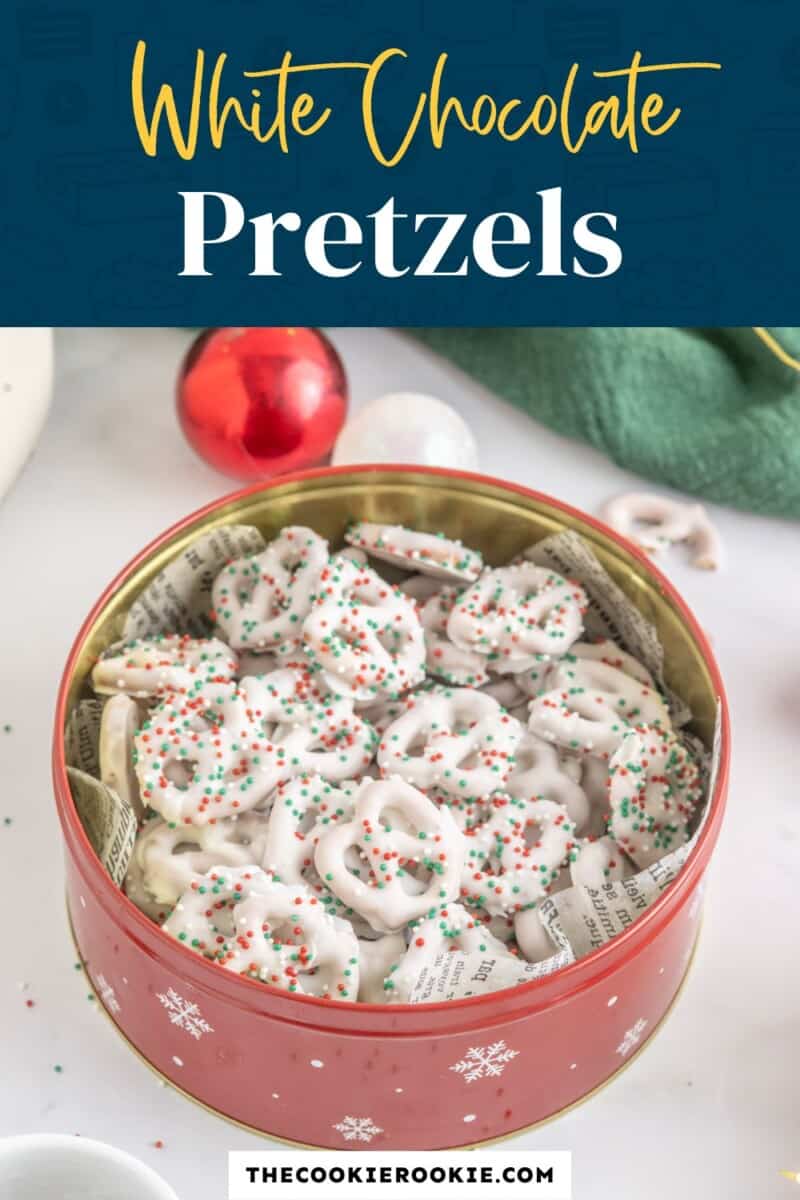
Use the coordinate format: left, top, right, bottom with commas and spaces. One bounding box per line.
377, 687, 523, 815
607, 726, 703, 868
346, 521, 483, 582
164, 867, 360, 998
313, 777, 465, 933
126, 810, 271, 909
92, 634, 238, 699
302, 555, 425, 702
460, 792, 576, 916
446, 563, 587, 673
212, 526, 329, 652
78, 515, 709, 1004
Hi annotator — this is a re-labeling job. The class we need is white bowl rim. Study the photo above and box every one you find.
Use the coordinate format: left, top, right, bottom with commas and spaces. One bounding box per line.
0, 1134, 179, 1200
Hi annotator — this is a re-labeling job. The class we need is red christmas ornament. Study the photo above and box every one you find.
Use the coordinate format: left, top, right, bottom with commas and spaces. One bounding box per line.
176, 327, 348, 480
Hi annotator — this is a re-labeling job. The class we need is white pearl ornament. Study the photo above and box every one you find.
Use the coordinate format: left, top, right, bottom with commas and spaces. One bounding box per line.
332, 393, 479, 470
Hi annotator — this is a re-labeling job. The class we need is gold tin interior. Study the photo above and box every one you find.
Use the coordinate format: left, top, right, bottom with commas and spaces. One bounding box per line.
63, 470, 718, 748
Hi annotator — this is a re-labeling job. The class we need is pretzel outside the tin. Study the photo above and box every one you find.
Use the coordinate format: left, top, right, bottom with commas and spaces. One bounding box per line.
601, 493, 722, 570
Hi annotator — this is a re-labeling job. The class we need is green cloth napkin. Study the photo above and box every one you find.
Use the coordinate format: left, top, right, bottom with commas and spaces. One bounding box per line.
413, 327, 800, 518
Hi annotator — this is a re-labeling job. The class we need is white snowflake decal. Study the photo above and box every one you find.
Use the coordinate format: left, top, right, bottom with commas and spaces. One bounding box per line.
333, 1116, 383, 1143
616, 1017, 648, 1057
450, 1040, 520, 1083
94, 974, 120, 1015
156, 987, 214, 1039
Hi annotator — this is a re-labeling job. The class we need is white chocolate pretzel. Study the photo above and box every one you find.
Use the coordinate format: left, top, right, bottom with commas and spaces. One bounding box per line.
313, 778, 465, 933
99, 693, 144, 819
528, 688, 635, 759
417, 587, 489, 687
302, 556, 425, 702
546, 656, 671, 730
601, 493, 722, 571
447, 563, 587, 672
346, 522, 483, 582
212, 526, 329, 651
566, 638, 657, 686
608, 726, 703, 868
92, 635, 237, 699
505, 732, 591, 834
569, 835, 635, 888
573, 754, 611, 838
127, 811, 270, 907
460, 793, 576, 917
165, 868, 360, 999
134, 677, 273, 825
133, 676, 376, 826
262, 774, 361, 887
377, 687, 522, 807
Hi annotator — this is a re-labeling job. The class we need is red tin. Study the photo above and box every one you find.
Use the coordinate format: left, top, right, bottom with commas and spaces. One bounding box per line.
53, 466, 730, 1150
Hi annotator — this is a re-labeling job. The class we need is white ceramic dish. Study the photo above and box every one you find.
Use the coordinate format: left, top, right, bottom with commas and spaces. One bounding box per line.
0, 1134, 179, 1200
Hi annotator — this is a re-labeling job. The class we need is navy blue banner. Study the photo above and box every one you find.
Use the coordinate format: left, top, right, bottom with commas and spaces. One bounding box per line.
1, 0, 798, 323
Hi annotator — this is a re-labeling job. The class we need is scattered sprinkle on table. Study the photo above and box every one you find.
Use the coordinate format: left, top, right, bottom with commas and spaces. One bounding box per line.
153, 1140, 164, 1150
3, 724, 12, 733
54, 1064, 63, 1074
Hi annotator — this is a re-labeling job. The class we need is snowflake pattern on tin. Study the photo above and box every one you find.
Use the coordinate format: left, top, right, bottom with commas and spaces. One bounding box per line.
333, 1116, 383, 1143
156, 987, 214, 1039
450, 1040, 520, 1083
94, 974, 120, 1015
616, 1017, 648, 1057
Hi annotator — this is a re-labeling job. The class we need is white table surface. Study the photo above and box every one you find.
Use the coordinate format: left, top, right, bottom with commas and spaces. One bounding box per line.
1, 328, 798, 1200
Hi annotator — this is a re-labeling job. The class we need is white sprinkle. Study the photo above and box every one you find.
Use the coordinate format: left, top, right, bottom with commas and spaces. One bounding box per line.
172, 1056, 184, 1067
272, 1092, 280, 1099
607, 995, 618, 1007
463, 1114, 476, 1123
310, 1059, 324, 1068
569, 1063, 577, 1070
